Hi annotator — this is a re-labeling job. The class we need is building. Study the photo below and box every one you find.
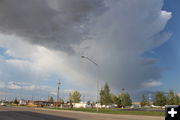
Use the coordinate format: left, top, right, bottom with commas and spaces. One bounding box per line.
95, 103, 102, 108
94, 104, 118, 108
19, 99, 27, 106
27, 100, 53, 107
73, 102, 92, 108
131, 102, 141, 108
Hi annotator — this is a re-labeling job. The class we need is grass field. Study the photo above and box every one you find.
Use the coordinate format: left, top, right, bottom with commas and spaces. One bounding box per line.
47, 108, 164, 116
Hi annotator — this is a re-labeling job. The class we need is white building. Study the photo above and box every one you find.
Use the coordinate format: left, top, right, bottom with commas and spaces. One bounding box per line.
95, 104, 118, 108
95, 103, 102, 108
19, 99, 27, 105
73, 102, 92, 108
131, 102, 141, 108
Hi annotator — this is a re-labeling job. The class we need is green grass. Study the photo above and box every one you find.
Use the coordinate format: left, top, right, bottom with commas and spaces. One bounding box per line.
13, 105, 164, 116
46, 108, 164, 116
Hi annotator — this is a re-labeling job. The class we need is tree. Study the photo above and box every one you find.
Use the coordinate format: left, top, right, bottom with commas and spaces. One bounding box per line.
49, 96, 54, 102
120, 93, 132, 107
111, 94, 121, 107
14, 97, 19, 104
87, 101, 91, 105
141, 95, 148, 107
69, 91, 81, 103
166, 90, 180, 105
58, 98, 64, 104
174, 95, 180, 105
100, 83, 113, 105
167, 90, 175, 105
154, 92, 166, 106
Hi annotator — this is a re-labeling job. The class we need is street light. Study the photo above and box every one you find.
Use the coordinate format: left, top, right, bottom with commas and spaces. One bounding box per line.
81, 56, 98, 66
57, 80, 61, 108
81, 56, 99, 112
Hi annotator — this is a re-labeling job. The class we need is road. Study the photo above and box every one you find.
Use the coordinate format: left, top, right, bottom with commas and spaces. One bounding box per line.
0, 106, 164, 120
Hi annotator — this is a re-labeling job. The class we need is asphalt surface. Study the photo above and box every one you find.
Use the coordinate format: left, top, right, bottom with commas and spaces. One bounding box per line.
0, 106, 164, 120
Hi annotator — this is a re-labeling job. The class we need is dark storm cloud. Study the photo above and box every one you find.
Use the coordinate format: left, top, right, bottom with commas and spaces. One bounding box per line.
0, 0, 107, 53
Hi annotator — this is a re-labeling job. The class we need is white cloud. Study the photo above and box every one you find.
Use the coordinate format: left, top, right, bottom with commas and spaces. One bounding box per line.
142, 81, 162, 87
5, 81, 50, 91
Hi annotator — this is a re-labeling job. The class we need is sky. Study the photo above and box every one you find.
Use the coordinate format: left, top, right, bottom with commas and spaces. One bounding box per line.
0, 0, 179, 101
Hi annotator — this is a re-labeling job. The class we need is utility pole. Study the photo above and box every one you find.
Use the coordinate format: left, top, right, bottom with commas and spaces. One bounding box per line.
57, 80, 61, 107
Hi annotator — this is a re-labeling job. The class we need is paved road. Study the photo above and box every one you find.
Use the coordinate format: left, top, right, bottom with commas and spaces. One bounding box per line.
0, 106, 164, 120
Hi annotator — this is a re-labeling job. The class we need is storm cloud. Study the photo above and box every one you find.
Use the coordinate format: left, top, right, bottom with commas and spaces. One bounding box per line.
0, 0, 172, 97
0, 0, 107, 53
